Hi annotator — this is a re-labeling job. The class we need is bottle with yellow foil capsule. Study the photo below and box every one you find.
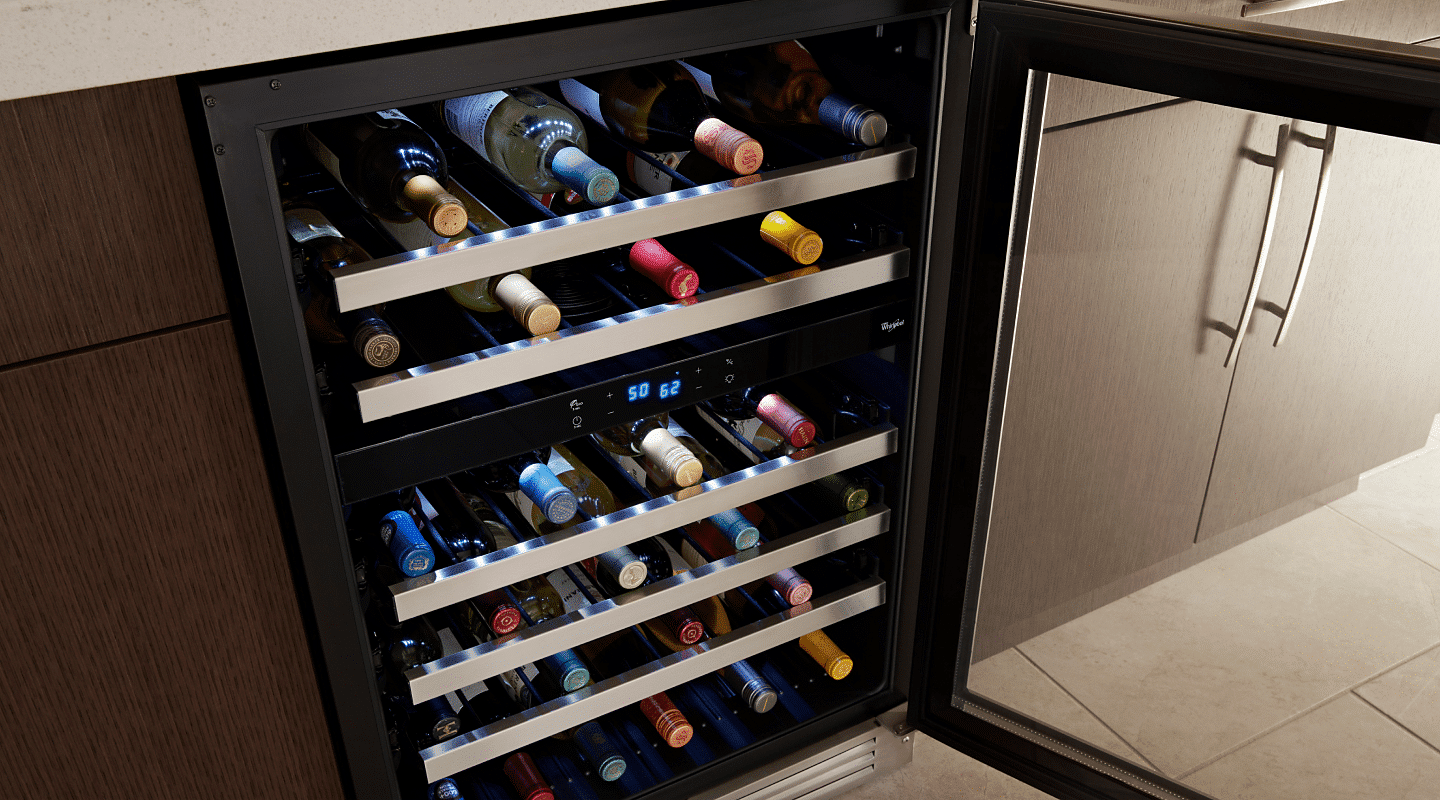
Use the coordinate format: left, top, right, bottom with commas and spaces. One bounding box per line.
592, 414, 704, 489
760, 211, 823, 265
734, 580, 854, 681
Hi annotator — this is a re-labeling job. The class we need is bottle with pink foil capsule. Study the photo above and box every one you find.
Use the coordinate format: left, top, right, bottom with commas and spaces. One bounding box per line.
702, 386, 819, 448
677, 503, 813, 607
627, 238, 699, 299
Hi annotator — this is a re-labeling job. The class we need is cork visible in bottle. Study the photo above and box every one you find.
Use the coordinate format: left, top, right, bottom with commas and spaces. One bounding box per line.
401, 174, 468, 237
799, 629, 853, 680
639, 427, 704, 487
492, 273, 562, 335
760, 211, 823, 265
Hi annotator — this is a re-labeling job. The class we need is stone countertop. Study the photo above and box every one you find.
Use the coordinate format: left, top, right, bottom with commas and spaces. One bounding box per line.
0, 0, 662, 102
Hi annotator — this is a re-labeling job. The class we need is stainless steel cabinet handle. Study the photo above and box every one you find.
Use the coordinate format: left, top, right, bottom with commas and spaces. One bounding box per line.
1226, 123, 1291, 368
1269, 125, 1337, 347
1241, 0, 1347, 18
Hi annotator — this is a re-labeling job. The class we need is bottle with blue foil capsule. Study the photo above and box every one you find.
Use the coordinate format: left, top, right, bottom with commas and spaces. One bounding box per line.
526, 444, 648, 591
473, 451, 579, 526
378, 509, 435, 577
568, 720, 628, 782
441, 87, 619, 206
428, 779, 464, 800
703, 507, 761, 551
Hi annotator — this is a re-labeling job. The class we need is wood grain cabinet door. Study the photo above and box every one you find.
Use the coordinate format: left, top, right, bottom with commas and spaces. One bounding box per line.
1197, 123, 1440, 541
0, 321, 345, 800
972, 97, 1287, 660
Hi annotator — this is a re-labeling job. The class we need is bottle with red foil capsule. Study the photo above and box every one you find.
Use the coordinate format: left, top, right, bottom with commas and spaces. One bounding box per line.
703, 386, 819, 448
559, 64, 764, 175
644, 595, 779, 714
676, 503, 813, 607
627, 238, 699, 299
407, 481, 522, 635
502, 753, 555, 800
580, 633, 695, 747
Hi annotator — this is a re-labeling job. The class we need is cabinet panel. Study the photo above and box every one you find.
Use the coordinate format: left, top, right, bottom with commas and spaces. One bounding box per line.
0, 78, 228, 367
972, 99, 1281, 661
1198, 124, 1440, 540
0, 321, 344, 799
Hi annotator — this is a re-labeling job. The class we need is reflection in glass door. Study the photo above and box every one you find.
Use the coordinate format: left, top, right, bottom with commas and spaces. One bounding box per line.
965, 75, 1440, 800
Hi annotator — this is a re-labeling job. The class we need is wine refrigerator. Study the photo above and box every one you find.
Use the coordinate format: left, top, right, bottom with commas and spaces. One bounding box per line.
183, 1, 1440, 799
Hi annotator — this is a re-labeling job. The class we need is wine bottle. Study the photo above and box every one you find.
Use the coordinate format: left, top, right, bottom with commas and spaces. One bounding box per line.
519, 445, 648, 592
442, 88, 619, 205
677, 503, 812, 606
370, 615, 443, 696
702, 387, 818, 448
679, 42, 888, 146
643, 595, 777, 713
760, 211, 823, 265
623, 148, 761, 194
428, 779, 464, 800
398, 695, 463, 750
303, 109, 468, 237
285, 205, 403, 369
500, 573, 592, 693
471, 452, 579, 525
377, 509, 436, 577
502, 753, 555, 800
409, 481, 523, 636
459, 683, 583, 796
559, 65, 763, 175
580, 634, 695, 747
627, 239, 699, 300
742, 586, 854, 681
592, 415, 703, 488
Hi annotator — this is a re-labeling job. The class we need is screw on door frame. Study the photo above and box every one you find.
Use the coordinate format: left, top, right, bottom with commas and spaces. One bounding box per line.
214, 144, 226, 156
204, 95, 217, 107
270, 79, 282, 90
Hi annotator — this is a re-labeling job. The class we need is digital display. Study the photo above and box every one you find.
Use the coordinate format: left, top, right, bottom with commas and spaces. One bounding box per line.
627, 378, 682, 403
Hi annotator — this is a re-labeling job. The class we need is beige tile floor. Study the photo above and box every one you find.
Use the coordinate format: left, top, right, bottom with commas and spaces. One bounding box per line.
847, 417, 1440, 799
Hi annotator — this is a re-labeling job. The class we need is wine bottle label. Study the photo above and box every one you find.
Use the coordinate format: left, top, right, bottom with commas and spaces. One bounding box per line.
675, 61, 718, 101
626, 150, 688, 195
284, 208, 341, 244
304, 126, 345, 187
374, 108, 415, 125
444, 93, 509, 165
679, 538, 709, 571
546, 568, 596, 614
557, 79, 605, 128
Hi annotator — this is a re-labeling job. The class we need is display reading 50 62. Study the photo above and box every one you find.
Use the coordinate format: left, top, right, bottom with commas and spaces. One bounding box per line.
627, 378, 682, 403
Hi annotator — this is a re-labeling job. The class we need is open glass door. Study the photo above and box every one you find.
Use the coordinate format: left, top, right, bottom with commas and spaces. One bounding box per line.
909, 2, 1440, 798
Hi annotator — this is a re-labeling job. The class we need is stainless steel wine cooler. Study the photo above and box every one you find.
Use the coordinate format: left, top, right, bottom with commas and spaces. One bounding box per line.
183, 1, 1440, 799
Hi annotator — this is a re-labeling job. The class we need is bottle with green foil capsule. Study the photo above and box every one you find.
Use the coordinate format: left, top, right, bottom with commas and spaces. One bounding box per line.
514, 444, 648, 591
284, 203, 403, 370
679, 42, 888, 146
442, 87, 618, 206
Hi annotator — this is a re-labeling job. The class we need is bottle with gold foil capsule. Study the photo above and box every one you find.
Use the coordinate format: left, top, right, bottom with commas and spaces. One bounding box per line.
741, 581, 855, 681
303, 109, 468, 237
559, 64, 764, 175
580, 633, 695, 747
760, 211, 823, 265
285, 204, 404, 370
592, 414, 704, 489
626, 239, 700, 300
675, 503, 813, 607
679, 42, 889, 146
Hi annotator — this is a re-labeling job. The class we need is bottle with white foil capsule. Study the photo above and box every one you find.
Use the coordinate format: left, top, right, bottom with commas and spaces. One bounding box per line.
591, 414, 704, 489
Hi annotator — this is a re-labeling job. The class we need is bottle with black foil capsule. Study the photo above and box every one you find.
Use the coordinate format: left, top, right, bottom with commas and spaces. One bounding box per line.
559, 64, 764, 175
519, 445, 649, 592
679, 42, 889, 146
471, 451, 579, 525
284, 204, 403, 370
398, 695, 463, 750
592, 414, 704, 489
442, 87, 619, 206
643, 596, 778, 714
303, 109, 468, 237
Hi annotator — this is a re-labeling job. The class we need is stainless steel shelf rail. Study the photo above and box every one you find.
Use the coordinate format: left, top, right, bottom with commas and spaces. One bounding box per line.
406, 506, 891, 702
330, 143, 918, 312
418, 578, 887, 782
387, 423, 899, 621
353, 245, 910, 422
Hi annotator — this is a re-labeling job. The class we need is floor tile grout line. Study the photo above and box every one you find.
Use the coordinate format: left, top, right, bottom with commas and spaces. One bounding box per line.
1012, 647, 1165, 775
1323, 504, 1440, 578
1172, 642, 1440, 781
1351, 691, 1440, 760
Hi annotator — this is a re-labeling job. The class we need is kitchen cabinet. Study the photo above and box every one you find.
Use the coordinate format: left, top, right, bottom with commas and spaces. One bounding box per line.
972, 98, 1287, 660
1197, 121, 1440, 539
